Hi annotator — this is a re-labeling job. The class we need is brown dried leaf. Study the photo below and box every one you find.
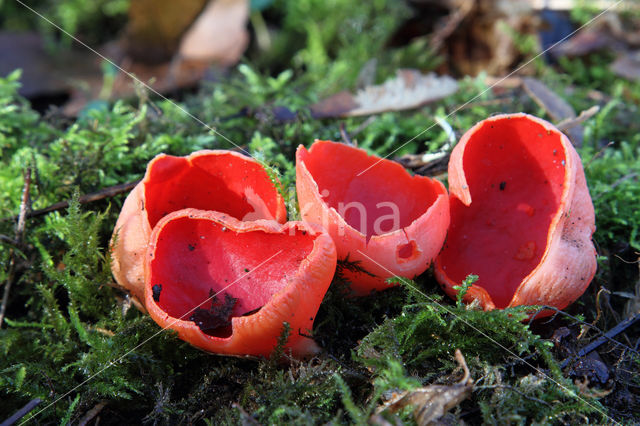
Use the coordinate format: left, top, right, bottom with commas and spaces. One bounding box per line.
310, 91, 359, 119
0, 32, 100, 98
375, 350, 473, 426
124, 0, 208, 63
311, 70, 457, 118
522, 77, 585, 147
611, 51, 640, 81
523, 77, 575, 122
446, 0, 540, 76
552, 13, 640, 58
552, 27, 617, 58
178, 0, 249, 65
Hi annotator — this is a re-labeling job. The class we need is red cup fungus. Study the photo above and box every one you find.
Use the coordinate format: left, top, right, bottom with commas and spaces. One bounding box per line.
111, 150, 286, 305
434, 113, 597, 313
144, 209, 336, 358
296, 140, 449, 295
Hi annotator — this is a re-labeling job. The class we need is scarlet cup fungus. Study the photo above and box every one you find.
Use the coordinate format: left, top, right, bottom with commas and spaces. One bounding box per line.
111, 150, 286, 304
435, 113, 597, 313
296, 140, 449, 295
144, 209, 336, 358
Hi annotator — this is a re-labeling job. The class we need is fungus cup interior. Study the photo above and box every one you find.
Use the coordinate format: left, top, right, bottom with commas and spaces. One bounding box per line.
145, 153, 282, 229
148, 215, 315, 338
299, 141, 441, 237
438, 117, 568, 308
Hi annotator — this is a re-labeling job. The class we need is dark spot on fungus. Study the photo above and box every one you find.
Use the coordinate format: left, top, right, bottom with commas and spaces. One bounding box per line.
189, 292, 238, 338
188, 244, 195, 251
499, 181, 506, 191
152, 284, 162, 302
244, 268, 250, 273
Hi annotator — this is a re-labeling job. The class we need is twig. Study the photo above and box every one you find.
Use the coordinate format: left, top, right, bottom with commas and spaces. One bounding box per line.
556, 105, 600, 132
610, 172, 639, 190
0, 168, 31, 328
339, 122, 354, 146
429, 0, 474, 51
1, 180, 139, 222
0, 398, 41, 426
529, 306, 640, 362
585, 141, 614, 170
351, 115, 377, 138
577, 288, 609, 340
560, 313, 640, 369
0, 235, 18, 245
78, 402, 107, 426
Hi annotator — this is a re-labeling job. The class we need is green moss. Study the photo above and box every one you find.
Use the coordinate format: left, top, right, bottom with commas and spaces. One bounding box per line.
1, 2, 639, 423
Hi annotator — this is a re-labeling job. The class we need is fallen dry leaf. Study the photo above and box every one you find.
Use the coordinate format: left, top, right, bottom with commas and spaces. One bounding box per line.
611, 50, 640, 81
124, 0, 208, 64
375, 349, 473, 426
552, 12, 640, 58
522, 77, 585, 147
523, 77, 575, 122
178, 0, 249, 65
311, 70, 458, 118
0, 32, 101, 98
445, 0, 540, 76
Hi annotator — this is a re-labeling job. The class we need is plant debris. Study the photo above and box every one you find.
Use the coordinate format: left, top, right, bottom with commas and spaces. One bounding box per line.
311, 70, 458, 118
375, 349, 473, 426
189, 291, 238, 337
522, 77, 585, 146
1, 2, 640, 423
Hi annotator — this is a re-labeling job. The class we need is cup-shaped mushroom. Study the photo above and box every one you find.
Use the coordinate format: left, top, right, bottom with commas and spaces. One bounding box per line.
435, 113, 597, 314
296, 140, 449, 295
111, 150, 286, 305
144, 209, 336, 358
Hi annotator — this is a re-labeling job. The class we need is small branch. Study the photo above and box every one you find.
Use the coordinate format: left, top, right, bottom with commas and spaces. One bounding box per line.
528, 306, 640, 367
0, 168, 31, 328
556, 105, 600, 132
1, 180, 139, 222
351, 115, 377, 138
560, 313, 640, 369
339, 122, 354, 146
78, 402, 107, 426
610, 172, 639, 190
0, 398, 41, 426
0, 235, 18, 245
